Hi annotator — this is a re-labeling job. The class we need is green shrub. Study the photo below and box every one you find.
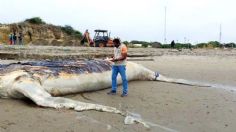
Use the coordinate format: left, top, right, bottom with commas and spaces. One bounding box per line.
161, 44, 171, 48
74, 31, 82, 39
208, 41, 220, 48
25, 17, 46, 24
142, 43, 148, 48
61, 25, 82, 39
196, 41, 221, 48
61, 25, 74, 35
123, 41, 129, 45
196, 43, 207, 48
224, 43, 236, 48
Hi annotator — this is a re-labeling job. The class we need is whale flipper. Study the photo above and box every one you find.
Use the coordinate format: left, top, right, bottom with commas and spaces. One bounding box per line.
13, 77, 124, 113
12, 77, 156, 128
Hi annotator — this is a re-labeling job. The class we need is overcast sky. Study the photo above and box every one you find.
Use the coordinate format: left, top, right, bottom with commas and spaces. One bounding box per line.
0, 0, 235, 43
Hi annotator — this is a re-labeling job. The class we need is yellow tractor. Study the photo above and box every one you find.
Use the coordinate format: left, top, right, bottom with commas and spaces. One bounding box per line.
93, 29, 113, 47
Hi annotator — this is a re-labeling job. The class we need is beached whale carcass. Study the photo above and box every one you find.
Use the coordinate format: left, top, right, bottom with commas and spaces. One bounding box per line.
0, 59, 207, 128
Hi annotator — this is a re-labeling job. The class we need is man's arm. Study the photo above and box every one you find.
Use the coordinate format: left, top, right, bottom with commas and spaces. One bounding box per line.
113, 52, 127, 62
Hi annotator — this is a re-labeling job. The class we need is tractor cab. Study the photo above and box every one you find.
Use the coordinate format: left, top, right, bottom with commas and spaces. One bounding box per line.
93, 29, 113, 47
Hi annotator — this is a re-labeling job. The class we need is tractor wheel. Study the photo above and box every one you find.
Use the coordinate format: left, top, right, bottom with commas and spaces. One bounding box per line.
99, 42, 105, 47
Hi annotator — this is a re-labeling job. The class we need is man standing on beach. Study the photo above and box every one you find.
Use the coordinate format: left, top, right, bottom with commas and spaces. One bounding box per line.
107, 38, 128, 97
171, 40, 175, 49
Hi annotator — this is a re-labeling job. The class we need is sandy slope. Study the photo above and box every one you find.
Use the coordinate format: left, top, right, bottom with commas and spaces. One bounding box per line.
0, 52, 236, 132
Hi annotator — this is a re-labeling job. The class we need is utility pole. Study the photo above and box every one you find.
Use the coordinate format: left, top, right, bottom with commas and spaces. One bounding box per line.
219, 24, 222, 44
164, 6, 167, 44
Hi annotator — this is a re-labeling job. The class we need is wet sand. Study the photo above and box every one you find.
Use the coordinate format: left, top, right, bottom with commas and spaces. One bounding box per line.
0, 48, 236, 132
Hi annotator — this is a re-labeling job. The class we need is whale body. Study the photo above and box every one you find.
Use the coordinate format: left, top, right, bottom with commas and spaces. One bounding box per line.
0, 60, 212, 129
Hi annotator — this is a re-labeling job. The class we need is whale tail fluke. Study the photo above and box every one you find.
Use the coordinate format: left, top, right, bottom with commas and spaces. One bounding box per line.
154, 72, 211, 87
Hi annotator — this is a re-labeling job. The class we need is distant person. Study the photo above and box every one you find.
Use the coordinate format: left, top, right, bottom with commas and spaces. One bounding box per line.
107, 38, 128, 97
13, 32, 17, 45
8, 33, 13, 45
80, 29, 93, 46
171, 40, 175, 49
18, 32, 23, 45
84, 29, 89, 36
81, 29, 89, 45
